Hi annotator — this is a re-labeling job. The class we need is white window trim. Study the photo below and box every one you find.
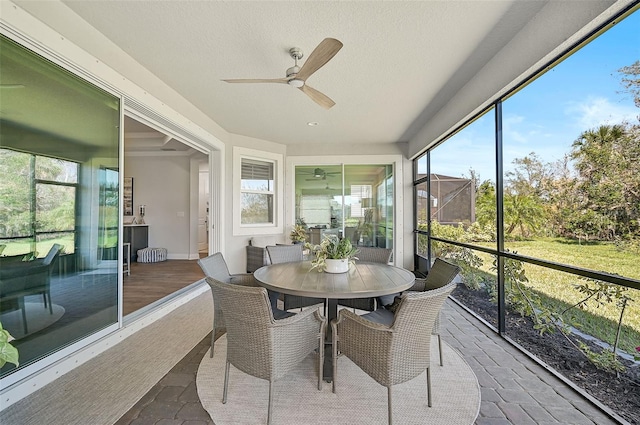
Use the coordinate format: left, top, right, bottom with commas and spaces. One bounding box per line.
233, 147, 283, 236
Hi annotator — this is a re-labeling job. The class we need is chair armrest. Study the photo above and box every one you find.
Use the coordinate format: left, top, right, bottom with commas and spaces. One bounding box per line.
272, 303, 325, 327
333, 308, 393, 332
331, 309, 393, 372
408, 278, 426, 292
229, 273, 259, 287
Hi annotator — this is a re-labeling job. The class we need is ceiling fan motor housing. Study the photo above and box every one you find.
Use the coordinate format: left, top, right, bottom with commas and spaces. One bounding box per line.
286, 65, 301, 78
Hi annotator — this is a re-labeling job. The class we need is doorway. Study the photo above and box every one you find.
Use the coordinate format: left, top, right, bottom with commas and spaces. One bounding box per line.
123, 115, 212, 315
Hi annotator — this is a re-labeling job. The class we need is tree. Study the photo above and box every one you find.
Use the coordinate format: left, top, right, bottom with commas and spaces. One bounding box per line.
475, 180, 496, 228
506, 152, 555, 200
569, 124, 640, 239
503, 192, 545, 237
502, 153, 550, 238
618, 60, 640, 108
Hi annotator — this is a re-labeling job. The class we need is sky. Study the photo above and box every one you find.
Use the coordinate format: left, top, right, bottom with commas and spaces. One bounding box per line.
424, 8, 640, 183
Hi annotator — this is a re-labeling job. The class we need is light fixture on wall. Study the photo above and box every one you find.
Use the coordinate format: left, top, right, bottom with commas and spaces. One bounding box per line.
139, 205, 146, 224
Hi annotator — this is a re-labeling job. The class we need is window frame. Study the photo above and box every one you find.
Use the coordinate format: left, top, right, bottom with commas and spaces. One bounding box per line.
233, 147, 283, 236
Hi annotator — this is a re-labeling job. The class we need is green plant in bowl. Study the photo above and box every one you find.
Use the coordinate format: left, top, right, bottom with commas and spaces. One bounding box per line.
309, 234, 358, 272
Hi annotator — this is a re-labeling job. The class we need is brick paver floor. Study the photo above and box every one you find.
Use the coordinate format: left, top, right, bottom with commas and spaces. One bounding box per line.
114, 300, 622, 425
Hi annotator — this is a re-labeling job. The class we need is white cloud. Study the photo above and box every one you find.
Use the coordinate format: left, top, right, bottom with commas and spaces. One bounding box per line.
565, 96, 639, 129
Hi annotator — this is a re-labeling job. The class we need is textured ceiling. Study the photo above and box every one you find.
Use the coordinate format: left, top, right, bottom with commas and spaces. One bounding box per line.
11, 1, 551, 149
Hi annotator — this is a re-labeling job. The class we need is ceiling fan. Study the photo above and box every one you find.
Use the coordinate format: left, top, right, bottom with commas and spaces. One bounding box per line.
300, 167, 340, 180
222, 38, 343, 109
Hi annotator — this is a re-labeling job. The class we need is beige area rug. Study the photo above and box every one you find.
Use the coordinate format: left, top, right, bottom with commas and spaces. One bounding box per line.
0, 302, 65, 339
197, 335, 480, 425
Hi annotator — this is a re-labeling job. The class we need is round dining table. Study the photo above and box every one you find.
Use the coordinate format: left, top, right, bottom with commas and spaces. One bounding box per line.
254, 260, 415, 380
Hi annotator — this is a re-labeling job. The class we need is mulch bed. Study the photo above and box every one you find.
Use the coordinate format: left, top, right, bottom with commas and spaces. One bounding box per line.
452, 285, 640, 424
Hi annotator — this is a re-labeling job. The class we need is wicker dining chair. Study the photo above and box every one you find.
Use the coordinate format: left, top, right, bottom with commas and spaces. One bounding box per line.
198, 252, 261, 357
338, 246, 393, 312
408, 258, 461, 366
208, 277, 326, 425
331, 281, 456, 425
266, 244, 325, 311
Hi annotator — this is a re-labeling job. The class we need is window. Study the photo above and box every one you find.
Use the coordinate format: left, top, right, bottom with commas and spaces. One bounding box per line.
412, 7, 640, 421
0, 150, 79, 258
240, 158, 274, 224
294, 163, 395, 250
233, 147, 283, 235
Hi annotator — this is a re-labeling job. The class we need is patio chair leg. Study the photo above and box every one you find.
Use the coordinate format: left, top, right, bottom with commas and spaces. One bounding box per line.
387, 386, 393, 425
438, 334, 443, 366
47, 291, 53, 314
332, 331, 338, 393
210, 332, 215, 358
222, 360, 230, 404
426, 366, 432, 407
267, 380, 273, 425
318, 338, 324, 390
20, 301, 28, 334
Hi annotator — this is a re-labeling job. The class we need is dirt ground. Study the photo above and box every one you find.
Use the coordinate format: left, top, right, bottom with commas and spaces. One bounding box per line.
452, 286, 640, 424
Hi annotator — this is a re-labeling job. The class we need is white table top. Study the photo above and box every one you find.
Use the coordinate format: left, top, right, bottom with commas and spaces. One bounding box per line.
254, 260, 415, 299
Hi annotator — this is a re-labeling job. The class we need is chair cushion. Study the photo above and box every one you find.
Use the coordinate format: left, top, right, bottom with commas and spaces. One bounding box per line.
378, 293, 397, 307
386, 296, 403, 314
360, 308, 394, 326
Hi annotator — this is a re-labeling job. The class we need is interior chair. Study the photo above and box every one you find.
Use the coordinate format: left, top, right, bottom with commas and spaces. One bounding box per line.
407, 258, 461, 366
331, 281, 457, 425
31, 243, 63, 313
338, 246, 393, 312
208, 277, 326, 425
265, 244, 324, 311
198, 252, 262, 357
0, 243, 63, 333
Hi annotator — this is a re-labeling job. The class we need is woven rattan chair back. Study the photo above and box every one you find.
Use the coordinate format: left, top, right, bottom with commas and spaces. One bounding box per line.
267, 245, 324, 311
265, 244, 303, 264
197, 252, 232, 283
208, 277, 326, 424
356, 246, 392, 264
339, 247, 392, 311
199, 253, 259, 357
410, 258, 460, 366
209, 277, 276, 379
332, 281, 456, 424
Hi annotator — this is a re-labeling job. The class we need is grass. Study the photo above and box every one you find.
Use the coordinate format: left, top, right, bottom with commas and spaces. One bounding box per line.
1, 235, 75, 257
468, 238, 640, 355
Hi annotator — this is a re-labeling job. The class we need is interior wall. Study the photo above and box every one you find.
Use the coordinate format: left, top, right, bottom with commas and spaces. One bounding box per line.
224, 133, 287, 273
124, 155, 192, 259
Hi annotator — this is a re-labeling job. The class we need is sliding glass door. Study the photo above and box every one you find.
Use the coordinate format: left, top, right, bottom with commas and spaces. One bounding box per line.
0, 34, 120, 381
294, 163, 393, 249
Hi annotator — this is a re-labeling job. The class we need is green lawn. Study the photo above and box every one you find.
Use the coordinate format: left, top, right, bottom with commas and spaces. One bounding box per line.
470, 238, 640, 355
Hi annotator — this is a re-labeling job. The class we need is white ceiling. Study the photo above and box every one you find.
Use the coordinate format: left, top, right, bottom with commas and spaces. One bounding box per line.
48, 0, 549, 150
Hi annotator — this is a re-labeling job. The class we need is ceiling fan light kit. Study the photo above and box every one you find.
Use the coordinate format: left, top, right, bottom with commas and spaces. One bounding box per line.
222, 38, 343, 109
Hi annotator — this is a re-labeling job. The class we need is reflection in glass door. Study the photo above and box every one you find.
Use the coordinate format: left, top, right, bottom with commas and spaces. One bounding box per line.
294, 164, 393, 249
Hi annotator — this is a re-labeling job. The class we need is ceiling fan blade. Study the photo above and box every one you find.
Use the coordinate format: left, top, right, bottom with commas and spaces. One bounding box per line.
296, 38, 343, 81
299, 84, 335, 109
222, 78, 289, 84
